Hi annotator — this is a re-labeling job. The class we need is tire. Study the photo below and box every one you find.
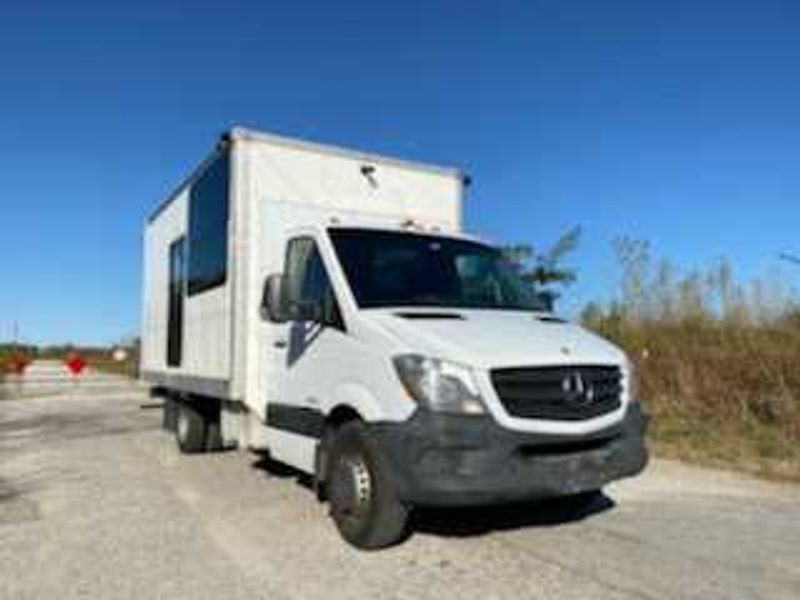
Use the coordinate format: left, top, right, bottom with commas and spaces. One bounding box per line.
205, 420, 223, 452
162, 395, 179, 432
176, 402, 206, 454
568, 489, 602, 504
326, 421, 409, 550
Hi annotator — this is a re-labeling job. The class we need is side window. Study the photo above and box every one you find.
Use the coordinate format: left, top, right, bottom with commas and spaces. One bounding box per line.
188, 150, 229, 295
284, 238, 344, 330
166, 237, 186, 367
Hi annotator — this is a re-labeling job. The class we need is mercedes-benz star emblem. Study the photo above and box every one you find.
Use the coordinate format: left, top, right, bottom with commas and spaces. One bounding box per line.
562, 371, 595, 406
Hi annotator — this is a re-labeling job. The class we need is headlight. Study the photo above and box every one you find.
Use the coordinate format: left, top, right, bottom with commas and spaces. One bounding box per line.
393, 355, 486, 415
625, 357, 639, 402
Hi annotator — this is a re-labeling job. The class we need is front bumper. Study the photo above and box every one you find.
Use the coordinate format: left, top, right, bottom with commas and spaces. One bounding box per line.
371, 403, 649, 506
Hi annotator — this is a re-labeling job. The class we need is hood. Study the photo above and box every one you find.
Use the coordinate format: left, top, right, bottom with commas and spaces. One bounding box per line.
364, 308, 626, 369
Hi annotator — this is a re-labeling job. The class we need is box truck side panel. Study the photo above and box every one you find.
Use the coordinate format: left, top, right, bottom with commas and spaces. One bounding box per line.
246, 136, 463, 233
141, 190, 187, 375
229, 138, 258, 404
142, 148, 234, 395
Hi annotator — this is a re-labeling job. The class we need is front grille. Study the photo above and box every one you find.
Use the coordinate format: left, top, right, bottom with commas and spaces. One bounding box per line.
490, 365, 623, 421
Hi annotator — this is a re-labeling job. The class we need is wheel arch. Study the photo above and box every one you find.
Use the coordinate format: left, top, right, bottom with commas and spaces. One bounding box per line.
323, 381, 385, 423
315, 382, 389, 492
326, 404, 364, 427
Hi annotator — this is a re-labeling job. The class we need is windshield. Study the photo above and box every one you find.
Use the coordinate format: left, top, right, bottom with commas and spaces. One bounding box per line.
329, 228, 546, 311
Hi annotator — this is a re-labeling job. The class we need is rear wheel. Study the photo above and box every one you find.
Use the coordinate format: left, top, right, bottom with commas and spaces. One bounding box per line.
205, 420, 223, 452
176, 402, 206, 454
162, 394, 179, 432
326, 421, 408, 550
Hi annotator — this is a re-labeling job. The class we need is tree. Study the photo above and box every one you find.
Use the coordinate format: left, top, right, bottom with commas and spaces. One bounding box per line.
612, 236, 651, 321
580, 301, 606, 329
502, 226, 582, 309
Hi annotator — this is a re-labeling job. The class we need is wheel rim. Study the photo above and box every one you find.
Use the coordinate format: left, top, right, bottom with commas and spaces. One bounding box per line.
330, 454, 372, 523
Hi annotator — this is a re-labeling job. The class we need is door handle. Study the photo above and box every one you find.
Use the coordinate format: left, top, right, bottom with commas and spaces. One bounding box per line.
273, 339, 287, 349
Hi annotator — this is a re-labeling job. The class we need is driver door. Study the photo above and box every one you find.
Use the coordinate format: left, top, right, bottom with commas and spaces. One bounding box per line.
263, 235, 346, 470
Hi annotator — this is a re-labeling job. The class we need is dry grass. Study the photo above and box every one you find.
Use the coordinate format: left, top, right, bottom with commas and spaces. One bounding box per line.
38, 346, 140, 379
581, 238, 800, 481
1, 345, 139, 381
0, 347, 32, 378
0, 347, 29, 400
89, 357, 139, 378
589, 320, 800, 481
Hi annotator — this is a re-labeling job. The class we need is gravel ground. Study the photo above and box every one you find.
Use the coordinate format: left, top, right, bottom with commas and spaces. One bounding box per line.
1, 362, 799, 599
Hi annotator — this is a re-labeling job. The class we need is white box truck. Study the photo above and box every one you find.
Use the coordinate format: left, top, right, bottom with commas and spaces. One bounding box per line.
141, 127, 648, 549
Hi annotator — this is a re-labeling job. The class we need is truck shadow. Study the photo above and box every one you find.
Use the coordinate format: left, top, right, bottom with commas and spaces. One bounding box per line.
251, 452, 316, 490
411, 492, 615, 537
250, 451, 615, 538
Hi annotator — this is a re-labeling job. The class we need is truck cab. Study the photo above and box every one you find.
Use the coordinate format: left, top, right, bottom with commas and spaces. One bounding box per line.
258, 224, 647, 548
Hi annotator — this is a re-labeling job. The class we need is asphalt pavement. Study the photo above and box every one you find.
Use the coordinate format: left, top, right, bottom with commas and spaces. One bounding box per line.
1, 361, 798, 599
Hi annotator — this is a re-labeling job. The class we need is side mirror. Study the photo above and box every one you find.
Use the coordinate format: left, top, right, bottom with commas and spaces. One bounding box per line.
288, 299, 322, 323
260, 274, 287, 322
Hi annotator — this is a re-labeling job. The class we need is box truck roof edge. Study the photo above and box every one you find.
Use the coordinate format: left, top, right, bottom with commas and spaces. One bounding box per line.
147, 126, 469, 225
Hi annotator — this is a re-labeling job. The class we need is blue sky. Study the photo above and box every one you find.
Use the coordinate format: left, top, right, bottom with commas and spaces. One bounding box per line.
1, 0, 799, 345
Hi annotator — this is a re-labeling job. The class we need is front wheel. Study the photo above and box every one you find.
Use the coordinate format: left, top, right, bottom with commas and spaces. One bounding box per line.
326, 421, 409, 550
